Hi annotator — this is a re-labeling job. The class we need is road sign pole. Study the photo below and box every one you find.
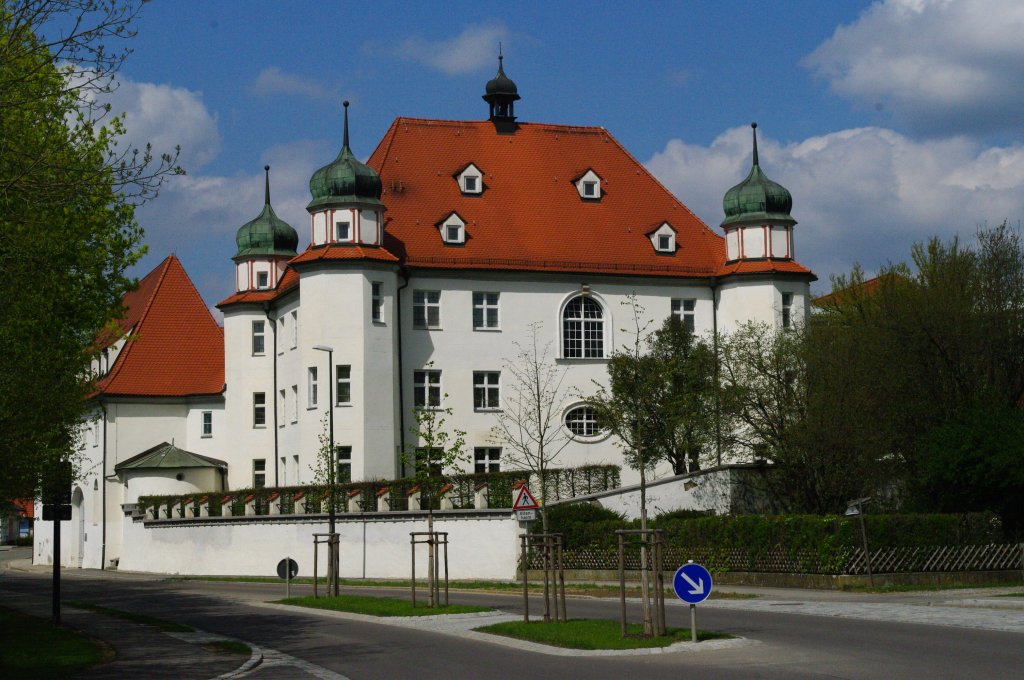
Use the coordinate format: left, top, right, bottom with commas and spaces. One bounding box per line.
286, 555, 291, 599
690, 604, 697, 643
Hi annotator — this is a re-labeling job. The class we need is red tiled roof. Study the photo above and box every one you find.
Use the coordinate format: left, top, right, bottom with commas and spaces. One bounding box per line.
719, 259, 815, 277
217, 266, 301, 307
367, 118, 725, 278
290, 244, 399, 265
94, 255, 224, 397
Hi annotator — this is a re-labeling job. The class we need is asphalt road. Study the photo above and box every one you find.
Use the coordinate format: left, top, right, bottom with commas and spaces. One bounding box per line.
1, 560, 1021, 680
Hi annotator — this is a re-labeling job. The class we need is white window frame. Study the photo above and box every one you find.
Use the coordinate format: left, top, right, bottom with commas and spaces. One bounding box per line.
782, 292, 794, 329
413, 369, 442, 409
564, 404, 603, 440
278, 389, 286, 428
307, 367, 319, 408
252, 320, 266, 356
413, 290, 441, 329
650, 222, 677, 253
562, 295, 606, 359
291, 385, 298, 423
253, 459, 266, 488
336, 446, 353, 483
253, 392, 266, 428
474, 447, 501, 473
335, 220, 351, 242
256, 271, 269, 288
336, 365, 352, 405
290, 310, 298, 349
277, 317, 285, 355
457, 163, 483, 195
472, 292, 500, 330
671, 298, 696, 333
201, 411, 213, 438
371, 282, 384, 324
575, 169, 601, 200
473, 371, 501, 411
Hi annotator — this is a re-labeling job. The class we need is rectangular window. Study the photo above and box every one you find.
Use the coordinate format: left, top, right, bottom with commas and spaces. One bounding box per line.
473, 371, 500, 410
671, 298, 696, 332
291, 385, 298, 423
782, 293, 793, 329
336, 446, 352, 484
472, 292, 500, 330
277, 318, 285, 354
278, 389, 286, 427
412, 290, 441, 329
293, 454, 300, 485
201, 411, 212, 437
336, 365, 351, 405
253, 392, 266, 427
256, 271, 269, 288
280, 456, 288, 487
252, 320, 265, 355
414, 447, 444, 477
290, 310, 298, 349
335, 221, 350, 241
253, 459, 266, 488
93, 419, 100, 446
464, 175, 477, 192
413, 369, 441, 408
583, 181, 596, 197
659, 234, 672, 251
371, 282, 384, 323
474, 447, 501, 474
308, 367, 318, 407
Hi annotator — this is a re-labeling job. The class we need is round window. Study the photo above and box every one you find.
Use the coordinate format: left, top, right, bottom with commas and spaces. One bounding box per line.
564, 405, 603, 439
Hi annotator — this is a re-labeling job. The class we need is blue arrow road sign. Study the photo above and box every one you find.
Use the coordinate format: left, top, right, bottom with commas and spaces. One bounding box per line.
673, 562, 713, 604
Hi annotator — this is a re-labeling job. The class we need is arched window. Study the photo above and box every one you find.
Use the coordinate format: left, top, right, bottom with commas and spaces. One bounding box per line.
562, 296, 604, 358
564, 405, 602, 438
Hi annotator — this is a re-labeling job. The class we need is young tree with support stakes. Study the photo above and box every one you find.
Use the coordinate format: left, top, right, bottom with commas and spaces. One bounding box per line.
490, 322, 571, 534
402, 376, 468, 608
586, 296, 662, 637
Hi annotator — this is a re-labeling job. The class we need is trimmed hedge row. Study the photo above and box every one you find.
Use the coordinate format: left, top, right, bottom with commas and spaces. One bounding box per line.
539, 504, 1004, 552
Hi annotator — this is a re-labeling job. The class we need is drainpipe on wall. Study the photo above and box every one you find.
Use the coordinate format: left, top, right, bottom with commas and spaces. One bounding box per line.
395, 268, 410, 477
99, 401, 107, 570
711, 280, 722, 467
264, 302, 280, 487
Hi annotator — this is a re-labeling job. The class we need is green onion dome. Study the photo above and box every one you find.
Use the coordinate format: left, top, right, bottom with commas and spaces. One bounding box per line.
307, 101, 382, 210
235, 165, 299, 258
722, 123, 794, 228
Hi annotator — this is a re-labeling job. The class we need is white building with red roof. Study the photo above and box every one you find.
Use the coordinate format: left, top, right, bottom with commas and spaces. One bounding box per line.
35, 62, 813, 571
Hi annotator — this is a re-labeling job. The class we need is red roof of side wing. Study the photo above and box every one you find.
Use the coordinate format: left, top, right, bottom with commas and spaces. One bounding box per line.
95, 255, 224, 397
366, 118, 725, 278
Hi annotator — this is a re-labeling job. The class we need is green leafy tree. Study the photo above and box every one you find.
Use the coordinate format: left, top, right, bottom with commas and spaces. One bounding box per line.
0, 1, 181, 502
402, 379, 468, 608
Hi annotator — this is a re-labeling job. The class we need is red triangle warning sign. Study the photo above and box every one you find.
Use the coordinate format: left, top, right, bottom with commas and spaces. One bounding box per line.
513, 486, 539, 510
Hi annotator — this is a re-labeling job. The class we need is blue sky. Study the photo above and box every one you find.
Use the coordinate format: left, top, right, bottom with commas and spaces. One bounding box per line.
99, 0, 1024, 309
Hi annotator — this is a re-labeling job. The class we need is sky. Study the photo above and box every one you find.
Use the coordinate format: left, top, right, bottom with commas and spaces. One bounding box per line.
84, 0, 1024, 310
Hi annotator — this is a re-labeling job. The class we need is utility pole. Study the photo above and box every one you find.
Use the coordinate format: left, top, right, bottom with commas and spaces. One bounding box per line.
314, 345, 338, 596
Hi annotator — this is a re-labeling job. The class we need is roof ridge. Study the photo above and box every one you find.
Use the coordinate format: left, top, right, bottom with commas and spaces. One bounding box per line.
388, 116, 608, 133
100, 255, 174, 390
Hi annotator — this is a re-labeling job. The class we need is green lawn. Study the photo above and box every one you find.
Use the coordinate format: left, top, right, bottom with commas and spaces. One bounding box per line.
66, 601, 194, 632
206, 640, 252, 655
0, 607, 108, 679
279, 593, 493, 617
994, 592, 1024, 598
476, 619, 733, 650
841, 580, 1024, 594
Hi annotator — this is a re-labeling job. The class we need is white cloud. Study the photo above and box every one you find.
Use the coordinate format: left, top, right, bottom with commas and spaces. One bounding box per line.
392, 23, 507, 75
805, 0, 1024, 138
646, 125, 1024, 289
248, 66, 341, 103
104, 78, 221, 171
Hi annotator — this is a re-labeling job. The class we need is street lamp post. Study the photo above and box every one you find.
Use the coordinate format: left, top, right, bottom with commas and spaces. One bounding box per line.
313, 345, 338, 596
845, 496, 873, 587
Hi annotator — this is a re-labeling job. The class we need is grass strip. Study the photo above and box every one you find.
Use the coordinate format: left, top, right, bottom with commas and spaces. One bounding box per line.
66, 601, 194, 632
994, 592, 1024, 598
279, 594, 492, 617
476, 618, 733, 650
180, 576, 755, 599
206, 640, 251, 655
0, 606, 107, 679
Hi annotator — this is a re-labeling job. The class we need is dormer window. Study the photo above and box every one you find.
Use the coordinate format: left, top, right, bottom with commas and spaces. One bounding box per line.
439, 212, 466, 246
457, 163, 483, 195
574, 169, 602, 200
648, 222, 677, 254
256, 271, 269, 288
335, 220, 351, 242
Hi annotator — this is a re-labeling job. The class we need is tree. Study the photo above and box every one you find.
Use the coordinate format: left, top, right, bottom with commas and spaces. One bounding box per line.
490, 322, 571, 533
401, 382, 468, 608
0, 0, 180, 501
586, 296, 663, 636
